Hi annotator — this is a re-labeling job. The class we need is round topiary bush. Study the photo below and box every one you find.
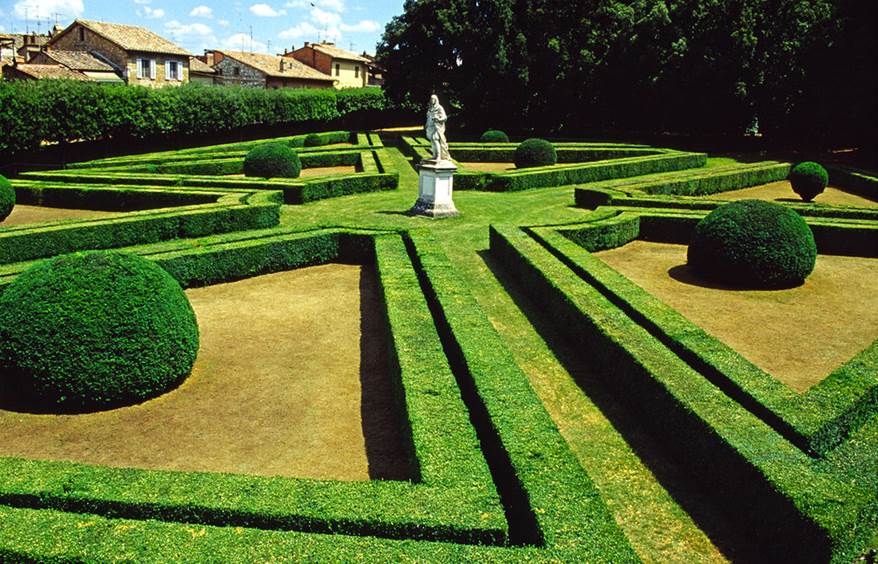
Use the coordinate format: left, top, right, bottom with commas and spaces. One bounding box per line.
304, 133, 324, 147
243, 142, 301, 178
514, 138, 557, 169
0, 174, 15, 221
687, 200, 817, 289
480, 129, 510, 143
789, 161, 828, 202
0, 251, 199, 411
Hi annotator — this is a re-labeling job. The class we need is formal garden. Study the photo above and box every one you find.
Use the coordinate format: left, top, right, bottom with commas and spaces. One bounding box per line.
0, 106, 874, 561
0, 0, 875, 556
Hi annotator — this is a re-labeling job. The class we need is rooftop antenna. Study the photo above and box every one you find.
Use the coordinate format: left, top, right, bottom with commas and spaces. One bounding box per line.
249, 25, 253, 52
349, 41, 355, 51
54, 13, 61, 26
266, 39, 271, 54
25, 7, 29, 34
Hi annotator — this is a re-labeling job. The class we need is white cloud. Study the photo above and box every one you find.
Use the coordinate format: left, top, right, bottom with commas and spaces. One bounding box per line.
218, 19, 230, 26
278, 22, 318, 40
310, 6, 340, 26
133, 0, 151, 4
165, 20, 213, 38
250, 3, 286, 17
189, 5, 213, 18
339, 19, 379, 33
286, 0, 344, 12
223, 32, 267, 53
137, 6, 165, 19
14, 0, 83, 20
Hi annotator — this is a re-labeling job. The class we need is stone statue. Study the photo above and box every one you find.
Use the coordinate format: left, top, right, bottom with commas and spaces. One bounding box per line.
425, 94, 451, 163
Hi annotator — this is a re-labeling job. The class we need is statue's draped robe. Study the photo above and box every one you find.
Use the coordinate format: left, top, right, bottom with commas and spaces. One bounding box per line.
425, 102, 451, 161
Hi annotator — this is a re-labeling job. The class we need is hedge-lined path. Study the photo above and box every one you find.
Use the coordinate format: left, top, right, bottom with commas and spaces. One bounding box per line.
595, 240, 878, 393
712, 180, 878, 208
0, 263, 410, 481
274, 145, 767, 561
0, 205, 119, 227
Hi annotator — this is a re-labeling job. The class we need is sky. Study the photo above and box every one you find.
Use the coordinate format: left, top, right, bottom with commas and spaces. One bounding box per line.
0, 0, 404, 55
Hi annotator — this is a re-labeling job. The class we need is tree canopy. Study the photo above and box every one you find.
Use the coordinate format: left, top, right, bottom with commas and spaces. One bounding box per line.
377, 0, 875, 147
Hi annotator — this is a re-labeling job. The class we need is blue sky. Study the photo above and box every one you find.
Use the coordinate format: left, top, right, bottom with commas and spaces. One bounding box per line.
0, 0, 404, 55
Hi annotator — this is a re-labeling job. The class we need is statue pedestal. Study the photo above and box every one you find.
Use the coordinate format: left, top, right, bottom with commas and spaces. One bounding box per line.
410, 160, 459, 218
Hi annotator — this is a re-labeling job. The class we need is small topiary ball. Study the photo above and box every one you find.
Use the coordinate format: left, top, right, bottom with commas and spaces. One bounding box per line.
0, 251, 199, 411
303, 133, 324, 147
789, 161, 828, 202
480, 129, 510, 143
514, 138, 557, 169
243, 142, 301, 178
687, 200, 817, 289
0, 174, 15, 221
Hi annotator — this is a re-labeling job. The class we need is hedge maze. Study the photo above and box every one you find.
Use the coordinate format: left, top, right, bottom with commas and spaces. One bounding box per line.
0, 132, 875, 561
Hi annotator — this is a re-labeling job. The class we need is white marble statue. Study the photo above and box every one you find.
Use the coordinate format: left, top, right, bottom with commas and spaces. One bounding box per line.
425, 94, 451, 163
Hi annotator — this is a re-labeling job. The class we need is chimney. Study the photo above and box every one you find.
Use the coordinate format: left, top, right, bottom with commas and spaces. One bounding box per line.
280, 59, 285, 71
204, 50, 215, 66
304, 42, 309, 48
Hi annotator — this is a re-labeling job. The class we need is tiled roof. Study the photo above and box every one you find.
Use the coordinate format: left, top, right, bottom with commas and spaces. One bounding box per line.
13, 64, 91, 80
220, 50, 334, 81
310, 43, 369, 63
189, 56, 215, 74
66, 19, 190, 56
44, 50, 116, 71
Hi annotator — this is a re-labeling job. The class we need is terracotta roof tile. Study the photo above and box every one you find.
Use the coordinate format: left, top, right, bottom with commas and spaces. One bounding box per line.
310, 43, 369, 63
220, 50, 334, 81
189, 56, 215, 74
67, 20, 190, 56
44, 50, 116, 71
14, 64, 91, 80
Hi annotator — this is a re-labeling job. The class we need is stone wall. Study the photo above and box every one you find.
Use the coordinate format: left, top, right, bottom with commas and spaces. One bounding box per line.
214, 56, 265, 87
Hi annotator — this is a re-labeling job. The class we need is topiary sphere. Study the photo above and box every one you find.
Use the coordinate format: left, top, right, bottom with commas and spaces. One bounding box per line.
0, 174, 15, 221
480, 129, 510, 143
303, 133, 324, 147
687, 200, 817, 289
789, 161, 828, 202
243, 142, 301, 178
514, 138, 557, 169
0, 251, 199, 411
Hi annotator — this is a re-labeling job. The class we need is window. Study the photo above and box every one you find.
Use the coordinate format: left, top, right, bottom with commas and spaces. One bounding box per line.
166, 60, 181, 81
140, 59, 151, 79
234, 66, 240, 77
335, 63, 340, 76
78, 27, 85, 41
355, 65, 359, 78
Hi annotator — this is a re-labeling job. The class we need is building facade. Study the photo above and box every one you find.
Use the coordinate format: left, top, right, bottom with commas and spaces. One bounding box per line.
210, 50, 335, 89
286, 42, 369, 89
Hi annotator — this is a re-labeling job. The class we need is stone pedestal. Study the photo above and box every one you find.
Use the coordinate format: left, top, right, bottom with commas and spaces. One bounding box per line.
409, 160, 459, 218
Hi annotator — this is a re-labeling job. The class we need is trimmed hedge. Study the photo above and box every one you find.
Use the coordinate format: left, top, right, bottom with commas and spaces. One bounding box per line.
0, 251, 198, 411
480, 130, 510, 143
0, 81, 385, 158
688, 200, 817, 288
244, 143, 302, 179
304, 133, 325, 147
0, 188, 281, 265
514, 138, 557, 168
789, 161, 829, 202
490, 224, 874, 562
0, 175, 14, 221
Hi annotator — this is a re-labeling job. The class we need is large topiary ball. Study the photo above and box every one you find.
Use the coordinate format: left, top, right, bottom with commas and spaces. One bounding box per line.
303, 133, 324, 147
0, 174, 15, 221
480, 129, 510, 143
0, 251, 199, 411
243, 142, 301, 178
789, 161, 828, 202
687, 200, 817, 289
514, 138, 557, 169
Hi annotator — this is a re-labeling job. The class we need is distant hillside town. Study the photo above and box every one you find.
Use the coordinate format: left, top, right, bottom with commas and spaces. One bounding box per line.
0, 19, 383, 89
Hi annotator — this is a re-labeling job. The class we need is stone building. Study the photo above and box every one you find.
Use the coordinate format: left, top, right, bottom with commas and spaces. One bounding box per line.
188, 56, 216, 85
28, 49, 124, 83
43, 19, 191, 87
210, 50, 335, 89
285, 42, 369, 89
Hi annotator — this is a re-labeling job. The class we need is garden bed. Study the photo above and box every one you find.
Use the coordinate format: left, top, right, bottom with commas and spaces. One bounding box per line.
593, 240, 878, 392
712, 181, 877, 208
0, 205, 119, 227
0, 263, 410, 481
